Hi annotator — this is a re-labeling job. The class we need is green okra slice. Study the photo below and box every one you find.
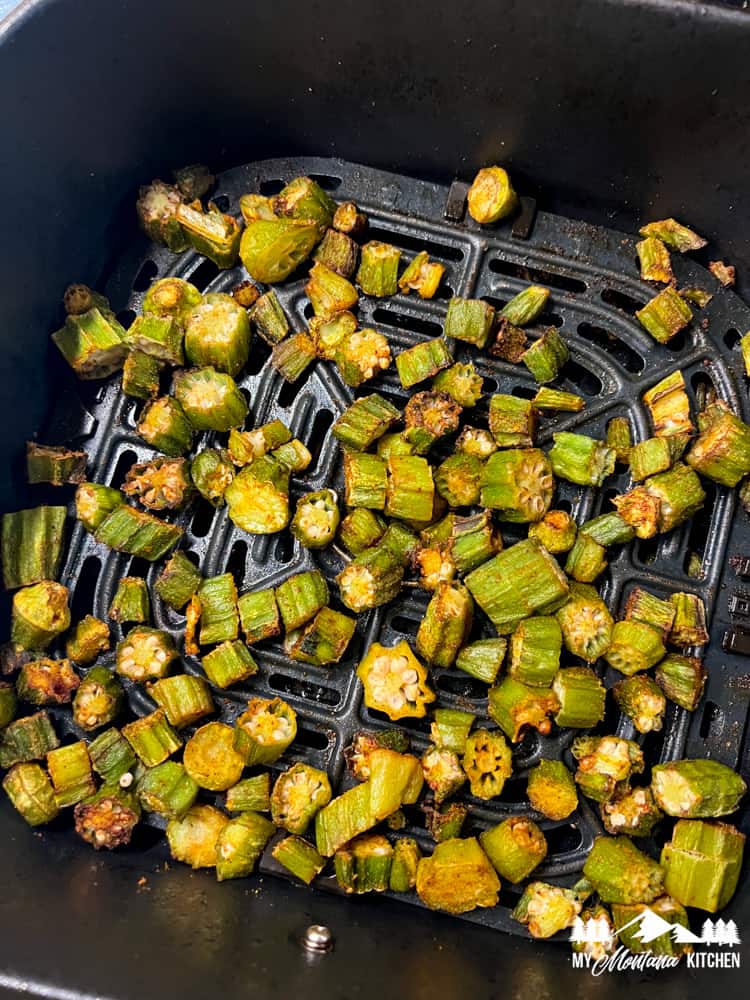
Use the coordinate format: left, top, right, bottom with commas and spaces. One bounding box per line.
11, 580, 70, 650
527, 759, 578, 821
395, 337, 452, 389
532, 387, 585, 412
122, 350, 162, 400
247, 290, 290, 345
154, 551, 202, 611
271, 175, 335, 227
338, 507, 386, 555
462, 728, 512, 799
166, 804, 228, 869
225, 456, 291, 534
655, 654, 706, 711
448, 509, 501, 574
201, 640, 258, 689
416, 837, 500, 915
651, 759, 746, 818
234, 697, 297, 767
385, 455, 435, 521
508, 616, 562, 687
636, 236, 673, 283
636, 286, 692, 344
467, 165, 518, 224
488, 394, 536, 449
600, 785, 663, 838
182, 722, 245, 791
421, 746, 466, 804
47, 741, 96, 807
443, 296, 495, 348
606, 416, 632, 462
432, 361, 483, 408
3, 762, 59, 826
0, 682, 17, 728
275, 571, 328, 631
75, 482, 124, 534
273, 835, 325, 885
122, 709, 182, 768
271, 763, 332, 835
638, 218, 707, 252
499, 285, 550, 326
1, 506, 67, 590
613, 463, 704, 538
549, 432, 615, 487
225, 773, 271, 813
315, 781, 374, 856
480, 817, 547, 883
197, 574, 239, 645
564, 533, 607, 583
272, 438, 312, 474
237, 588, 281, 645
229, 421, 291, 466
660, 819, 745, 912
623, 586, 675, 640
137, 760, 198, 819
416, 582, 473, 668
583, 836, 665, 904
553, 666, 606, 728
403, 390, 462, 454
116, 626, 178, 681
335, 834, 394, 893
309, 310, 357, 360
142, 277, 202, 320
184, 293, 250, 375
425, 802, 468, 843
456, 426, 497, 459
356, 641, 435, 720
108, 576, 150, 624
488, 678, 560, 743
480, 448, 553, 522
73, 667, 124, 732
240, 217, 321, 284
628, 437, 673, 481
314, 228, 359, 278
0, 711, 59, 768
17, 657, 80, 706
642, 370, 694, 438
305, 261, 358, 318
125, 314, 184, 366
571, 735, 644, 802
604, 620, 665, 676
334, 328, 391, 387
175, 201, 241, 269
668, 592, 709, 647
26, 443, 87, 486
434, 453, 483, 508
343, 452, 387, 510
398, 251, 445, 299
337, 543, 405, 613
88, 727, 136, 784
150, 674, 215, 729
578, 511, 634, 546
356, 240, 401, 297
332, 393, 401, 451
96, 505, 183, 561
521, 327, 569, 383
455, 639, 506, 685
430, 708, 476, 756
528, 509, 577, 554
136, 179, 188, 251
512, 882, 584, 939
284, 607, 356, 666
52, 308, 127, 379
174, 367, 249, 432
685, 401, 750, 486
271, 332, 316, 383
344, 730, 411, 782
136, 395, 193, 456
216, 811, 276, 882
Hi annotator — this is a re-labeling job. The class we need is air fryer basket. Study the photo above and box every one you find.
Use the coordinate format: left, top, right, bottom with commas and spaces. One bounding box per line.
3, 1, 750, 998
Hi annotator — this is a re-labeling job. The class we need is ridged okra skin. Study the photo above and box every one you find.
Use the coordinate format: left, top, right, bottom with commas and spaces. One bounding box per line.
467, 166, 518, 224
583, 836, 665, 904
416, 837, 500, 915
48, 742, 101, 808
26, 443, 87, 486
526, 759, 578, 821
1, 506, 67, 590
479, 817, 548, 883
651, 759, 746, 818
512, 882, 584, 939
184, 293, 251, 375
661, 819, 745, 912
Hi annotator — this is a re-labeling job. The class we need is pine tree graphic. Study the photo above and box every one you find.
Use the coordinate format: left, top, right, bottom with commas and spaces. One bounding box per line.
701, 919, 716, 945
724, 921, 740, 947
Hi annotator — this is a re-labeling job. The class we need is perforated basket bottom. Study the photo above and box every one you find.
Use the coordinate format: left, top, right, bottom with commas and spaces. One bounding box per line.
42, 157, 750, 936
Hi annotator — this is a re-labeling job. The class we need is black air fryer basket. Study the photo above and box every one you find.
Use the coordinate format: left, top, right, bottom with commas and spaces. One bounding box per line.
1, 2, 750, 998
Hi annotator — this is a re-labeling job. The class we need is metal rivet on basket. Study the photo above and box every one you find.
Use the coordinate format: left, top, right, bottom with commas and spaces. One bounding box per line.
302, 924, 334, 953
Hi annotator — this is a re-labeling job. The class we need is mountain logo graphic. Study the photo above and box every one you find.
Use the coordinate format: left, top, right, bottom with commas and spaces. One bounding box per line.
570, 910, 741, 948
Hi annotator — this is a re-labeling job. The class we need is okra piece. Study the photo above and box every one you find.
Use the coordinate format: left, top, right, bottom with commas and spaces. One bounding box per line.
229, 421, 292, 466
183, 293, 250, 375
601, 785, 663, 838
499, 285, 550, 327
532, 387, 585, 412
398, 250, 445, 298
527, 759, 578, 820
174, 367, 249, 431
489, 317, 528, 362
336, 541, 405, 612
416, 837, 500, 915
26, 443, 87, 486
480, 448, 553, 523
75, 482, 124, 534
655, 654, 707, 711
357, 641, 435, 721
343, 452, 387, 510
528, 509, 577, 554
426, 802, 468, 843
136, 395, 193, 456
623, 587, 674, 640
344, 730, 410, 782
63, 283, 111, 317
142, 277, 202, 320
116, 626, 178, 681
309, 310, 357, 360
167, 804, 228, 869
234, 278, 263, 307
47, 741, 96, 807
636, 286, 692, 344
434, 453, 483, 508
583, 836, 665, 904
612, 896, 692, 957
52, 308, 127, 379
136, 179, 188, 251
564, 533, 608, 584
333, 200, 367, 237
243, 296, 288, 353
275, 570, 328, 632
125, 314, 184, 366
150, 674, 214, 728
651, 759, 746, 818
432, 362, 483, 408
0, 682, 17, 728
271, 331, 316, 382
709, 259, 736, 286
272, 438, 312, 473
385, 455, 436, 522
183, 722, 245, 791
225, 773, 271, 813
549, 432, 616, 488
456, 426, 498, 459
122, 350, 162, 400
462, 728, 512, 799
338, 508, 387, 555
642, 370, 694, 437
88, 727, 136, 783
681, 286, 713, 308
234, 697, 297, 766
137, 760, 198, 819
636, 236, 674, 283
1, 506, 66, 590
285, 607, 356, 666
614, 463, 705, 537
202, 640, 258, 688
488, 678, 560, 743
606, 416, 633, 462
480, 817, 547, 883
395, 337, 452, 389
225, 456, 290, 534
154, 551, 201, 611
455, 639, 506, 685
661, 819, 745, 912
109, 577, 150, 624
0, 711, 59, 768
215, 811, 276, 882
196, 574, 238, 646
604, 620, 665, 676
356, 240, 401, 297
273, 835, 325, 885
314, 783, 374, 856
122, 709, 182, 767
3, 762, 58, 826
555, 584, 612, 663
572, 736, 644, 803
389, 838, 422, 892
638, 218, 707, 252
271, 763, 332, 835
184, 596, 201, 656
237, 588, 281, 645
72, 667, 123, 731
509, 616, 562, 687
305, 261, 358, 318
11, 580, 70, 650
613, 675, 666, 733
17, 657, 79, 706
579, 511, 634, 546
521, 327, 569, 383
628, 437, 673, 481
272, 175, 336, 228
467, 165, 518, 224
175, 201, 241, 269
403, 391, 462, 453
512, 882, 584, 939
448, 509, 501, 575
416, 583, 473, 668
669, 592, 709, 647
443, 296, 495, 349
685, 402, 750, 486
553, 666, 606, 728
334, 328, 392, 386
413, 542, 455, 591
430, 708, 476, 756
488, 394, 536, 449
421, 747, 467, 804
314, 227, 359, 278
